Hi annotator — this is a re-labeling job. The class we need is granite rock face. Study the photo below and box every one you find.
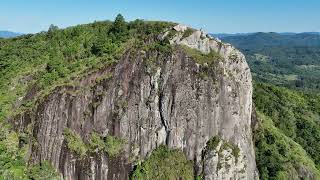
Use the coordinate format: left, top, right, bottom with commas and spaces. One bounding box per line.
203, 139, 245, 180
168, 24, 258, 179
12, 24, 258, 179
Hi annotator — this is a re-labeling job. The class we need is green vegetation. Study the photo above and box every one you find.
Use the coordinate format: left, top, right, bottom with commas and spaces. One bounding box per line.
1, 14, 172, 177
254, 111, 320, 180
206, 136, 221, 151
231, 145, 240, 162
63, 129, 125, 158
205, 136, 241, 167
182, 28, 195, 39
254, 83, 320, 179
89, 132, 125, 157
130, 145, 194, 180
222, 32, 320, 179
0, 14, 175, 122
88, 132, 106, 153
182, 45, 223, 65
63, 128, 88, 158
0, 122, 59, 179
4, 13, 320, 180
105, 135, 125, 157
0, 124, 26, 179
254, 83, 320, 167
247, 46, 320, 91
27, 161, 60, 180
221, 33, 320, 91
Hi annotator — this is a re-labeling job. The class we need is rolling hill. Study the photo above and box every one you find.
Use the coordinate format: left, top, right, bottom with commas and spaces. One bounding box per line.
219, 32, 320, 91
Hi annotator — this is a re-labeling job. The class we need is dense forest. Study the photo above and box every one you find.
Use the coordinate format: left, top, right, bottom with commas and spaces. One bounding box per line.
223, 33, 320, 179
222, 33, 320, 91
253, 83, 320, 179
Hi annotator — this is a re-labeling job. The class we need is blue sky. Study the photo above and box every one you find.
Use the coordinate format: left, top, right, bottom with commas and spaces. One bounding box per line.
1, 0, 319, 34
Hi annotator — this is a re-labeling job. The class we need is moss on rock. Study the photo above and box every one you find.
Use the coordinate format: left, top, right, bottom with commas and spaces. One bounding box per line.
131, 145, 194, 180
63, 128, 88, 158
105, 135, 125, 157
182, 45, 223, 66
182, 28, 195, 39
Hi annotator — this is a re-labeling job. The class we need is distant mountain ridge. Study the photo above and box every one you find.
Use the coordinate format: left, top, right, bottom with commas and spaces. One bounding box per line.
212, 33, 254, 38
215, 32, 320, 49
216, 31, 320, 91
212, 32, 320, 39
0, 31, 22, 38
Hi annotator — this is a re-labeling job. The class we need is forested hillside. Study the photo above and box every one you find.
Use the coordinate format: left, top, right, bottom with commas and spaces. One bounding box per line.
253, 83, 320, 179
223, 32, 320, 179
221, 33, 320, 91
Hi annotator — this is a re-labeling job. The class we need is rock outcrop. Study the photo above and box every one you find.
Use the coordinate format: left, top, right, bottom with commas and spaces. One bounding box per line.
12, 24, 258, 179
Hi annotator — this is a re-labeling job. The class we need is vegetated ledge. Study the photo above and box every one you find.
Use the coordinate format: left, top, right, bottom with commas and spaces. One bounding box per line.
206, 136, 240, 161
130, 145, 194, 180
204, 136, 242, 172
63, 128, 126, 159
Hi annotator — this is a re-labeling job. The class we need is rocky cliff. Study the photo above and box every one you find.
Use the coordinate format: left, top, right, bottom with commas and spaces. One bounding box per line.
11, 24, 258, 179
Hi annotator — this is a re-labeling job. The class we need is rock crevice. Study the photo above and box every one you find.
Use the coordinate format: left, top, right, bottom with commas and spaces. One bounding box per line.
12, 24, 258, 180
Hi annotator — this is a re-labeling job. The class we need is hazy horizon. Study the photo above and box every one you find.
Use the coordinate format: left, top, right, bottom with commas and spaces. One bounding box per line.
1, 29, 319, 36
1, 0, 320, 34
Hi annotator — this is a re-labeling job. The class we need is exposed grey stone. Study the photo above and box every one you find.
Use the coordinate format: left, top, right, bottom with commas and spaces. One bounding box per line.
12, 25, 258, 180
173, 24, 188, 32
203, 140, 247, 180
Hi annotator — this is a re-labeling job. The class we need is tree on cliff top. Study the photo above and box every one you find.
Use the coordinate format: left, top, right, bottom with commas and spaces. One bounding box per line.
113, 14, 126, 34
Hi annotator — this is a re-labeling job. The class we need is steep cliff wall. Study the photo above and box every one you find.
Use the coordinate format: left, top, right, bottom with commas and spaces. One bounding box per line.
12, 24, 258, 179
